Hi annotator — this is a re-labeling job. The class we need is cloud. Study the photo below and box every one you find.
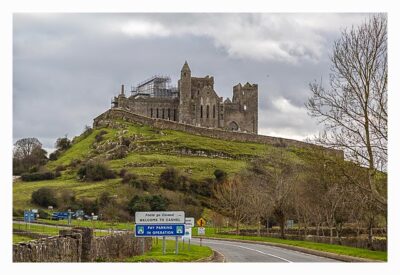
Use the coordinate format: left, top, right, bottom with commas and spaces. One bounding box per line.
117, 13, 369, 63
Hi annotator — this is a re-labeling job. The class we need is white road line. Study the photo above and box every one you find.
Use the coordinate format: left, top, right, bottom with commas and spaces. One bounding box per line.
200, 240, 292, 263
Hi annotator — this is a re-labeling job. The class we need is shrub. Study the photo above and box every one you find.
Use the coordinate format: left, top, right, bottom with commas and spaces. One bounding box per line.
31, 187, 58, 207
29, 166, 39, 173
21, 171, 55, 182
55, 137, 71, 151
128, 195, 151, 214
159, 167, 181, 190
214, 169, 227, 183
122, 172, 138, 183
77, 162, 116, 181
119, 169, 127, 178
148, 195, 169, 211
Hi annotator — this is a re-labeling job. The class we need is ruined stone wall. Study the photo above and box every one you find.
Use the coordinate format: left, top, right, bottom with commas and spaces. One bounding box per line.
93, 108, 342, 157
13, 227, 152, 262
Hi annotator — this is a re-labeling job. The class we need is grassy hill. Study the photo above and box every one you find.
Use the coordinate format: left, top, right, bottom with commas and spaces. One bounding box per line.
13, 119, 305, 215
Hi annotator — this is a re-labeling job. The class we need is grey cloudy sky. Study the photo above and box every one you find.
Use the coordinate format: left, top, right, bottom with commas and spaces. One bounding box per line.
13, 13, 371, 151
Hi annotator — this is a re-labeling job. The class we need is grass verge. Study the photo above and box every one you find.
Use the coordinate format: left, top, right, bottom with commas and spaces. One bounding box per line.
125, 239, 212, 262
13, 234, 35, 244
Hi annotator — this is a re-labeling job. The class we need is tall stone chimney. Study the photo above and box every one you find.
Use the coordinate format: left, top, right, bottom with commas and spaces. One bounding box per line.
121, 84, 125, 95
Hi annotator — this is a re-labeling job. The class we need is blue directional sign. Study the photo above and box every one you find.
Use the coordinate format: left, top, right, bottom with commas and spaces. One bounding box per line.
135, 224, 185, 237
24, 210, 35, 222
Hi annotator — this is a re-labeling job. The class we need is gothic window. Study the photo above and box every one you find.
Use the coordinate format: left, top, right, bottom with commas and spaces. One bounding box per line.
162, 108, 165, 119
173, 109, 176, 121
206, 105, 209, 118
228, 121, 239, 131
244, 104, 247, 111
150, 108, 153, 118
200, 105, 203, 118
156, 108, 159, 118
213, 105, 216, 118
168, 108, 171, 120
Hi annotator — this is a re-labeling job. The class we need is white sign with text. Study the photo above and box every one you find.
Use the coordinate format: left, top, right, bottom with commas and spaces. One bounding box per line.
135, 211, 185, 224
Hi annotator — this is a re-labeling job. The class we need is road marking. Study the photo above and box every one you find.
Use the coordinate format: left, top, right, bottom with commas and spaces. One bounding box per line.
199, 240, 292, 263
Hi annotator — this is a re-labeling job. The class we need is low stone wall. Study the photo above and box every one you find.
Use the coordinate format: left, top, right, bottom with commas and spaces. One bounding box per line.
13, 227, 152, 262
93, 108, 342, 156
13, 233, 82, 262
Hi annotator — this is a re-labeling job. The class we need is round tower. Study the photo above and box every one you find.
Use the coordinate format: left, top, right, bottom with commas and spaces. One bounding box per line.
178, 61, 192, 123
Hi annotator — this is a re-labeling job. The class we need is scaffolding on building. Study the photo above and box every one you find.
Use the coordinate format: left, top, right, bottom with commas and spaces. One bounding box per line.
130, 75, 178, 98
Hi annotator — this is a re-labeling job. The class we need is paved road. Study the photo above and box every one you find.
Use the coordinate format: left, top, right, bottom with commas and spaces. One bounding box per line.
190, 238, 339, 262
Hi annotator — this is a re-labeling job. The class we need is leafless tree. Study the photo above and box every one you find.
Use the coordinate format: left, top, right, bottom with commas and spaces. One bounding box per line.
306, 14, 387, 208
247, 150, 298, 239
213, 177, 249, 235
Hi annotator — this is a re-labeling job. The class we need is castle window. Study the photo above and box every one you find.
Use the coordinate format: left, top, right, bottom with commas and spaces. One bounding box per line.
197, 90, 199, 95
244, 104, 247, 111
213, 105, 216, 118
162, 108, 165, 119
156, 108, 159, 118
173, 109, 176, 121
206, 105, 209, 118
168, 108, 171, 120
200, 105, 203, 118
150, 108, 153, 118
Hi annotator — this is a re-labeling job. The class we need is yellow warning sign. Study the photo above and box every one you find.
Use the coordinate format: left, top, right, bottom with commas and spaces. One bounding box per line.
197, 218, 206, 227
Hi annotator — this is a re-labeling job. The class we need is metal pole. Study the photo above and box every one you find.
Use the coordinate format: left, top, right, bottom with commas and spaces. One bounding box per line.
162, 236, 166, 255
182, 238, 185, 251
175, 236, 178, 255
200, 237, 202, 247
188, 238, 191, 251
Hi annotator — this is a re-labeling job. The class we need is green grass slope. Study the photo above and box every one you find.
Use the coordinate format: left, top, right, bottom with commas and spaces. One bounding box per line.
13, 119, 302, 211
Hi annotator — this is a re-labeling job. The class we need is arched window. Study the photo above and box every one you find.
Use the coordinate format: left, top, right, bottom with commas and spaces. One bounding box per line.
156, 108, 159, 118
228, 121, 239, 131
150, 108, 153, 118
162, 108, 165, 119
213, 105, 216, 118
206, 105, 209, 118
168, 108, 171, 120
244, 104, 247, 111
173, 109, 176, 121
200, 105, 203, 118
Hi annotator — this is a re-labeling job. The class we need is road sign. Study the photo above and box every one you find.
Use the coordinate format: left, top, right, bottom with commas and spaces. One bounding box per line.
196, 217, 206, 227
182, 226, 192, 240
185, 217, 195, 228
24, 210, 35, 222
135, 224, 185, 237
135, 211, 185, 224
198, 227, 205, 235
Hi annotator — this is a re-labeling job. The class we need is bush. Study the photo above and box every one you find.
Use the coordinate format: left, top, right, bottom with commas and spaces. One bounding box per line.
55, 137, 71, 151
29, 166, 39, 173
119, 169, 127, 178
31, 187, 58, 207
214, 169, 227, 183
159, 167, 181, 190
128, 195, 151, 214
148, 195, 169, 211
77, 162, 116, 181
21, 171, 55, 182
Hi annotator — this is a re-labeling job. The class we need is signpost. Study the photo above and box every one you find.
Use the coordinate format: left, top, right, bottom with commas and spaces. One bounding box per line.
196, 217, 206, 247
135, 211, 185, 255
183, 217, 194, 250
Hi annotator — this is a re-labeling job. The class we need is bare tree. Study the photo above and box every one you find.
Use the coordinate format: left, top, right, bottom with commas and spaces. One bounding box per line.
213, 177, 249, 235
306, 15, 387, 208
247, 150, 298, 239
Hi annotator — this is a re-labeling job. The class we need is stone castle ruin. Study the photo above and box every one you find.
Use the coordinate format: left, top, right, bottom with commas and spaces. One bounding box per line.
112, 61, 258, 134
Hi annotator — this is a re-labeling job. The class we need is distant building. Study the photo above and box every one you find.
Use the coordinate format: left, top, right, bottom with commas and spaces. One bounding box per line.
112, 61, 258, 134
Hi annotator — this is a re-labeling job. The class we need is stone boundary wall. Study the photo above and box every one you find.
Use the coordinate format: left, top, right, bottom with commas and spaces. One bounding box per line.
13, 227, 152, 262
94, 108, 342, 156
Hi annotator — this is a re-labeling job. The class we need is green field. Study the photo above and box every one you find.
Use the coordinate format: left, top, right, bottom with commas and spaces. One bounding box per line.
125, 239, 212, 262
13, 222, 60, 236
192, 227, 387, 261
